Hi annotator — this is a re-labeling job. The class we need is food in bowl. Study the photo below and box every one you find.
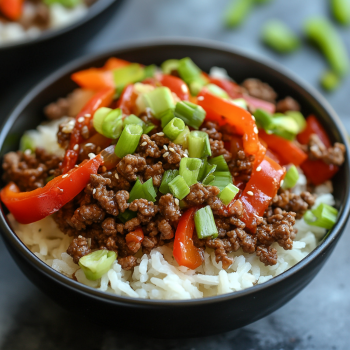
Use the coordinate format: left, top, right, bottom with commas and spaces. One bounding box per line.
0, 0, 96, 45
1, 57, 345, 300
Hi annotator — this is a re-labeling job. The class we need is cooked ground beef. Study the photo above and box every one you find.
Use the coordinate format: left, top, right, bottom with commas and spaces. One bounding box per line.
143, 162, 164, 186
67, 236, 91, 264
158, 193, 181, 223
275, 96, 300, 113
137, 134, 161, 158
241, 78, 277, 102
209, 139, 232, 162
44, 97, 70, 120
117, 154, 146, 181
200, 121, 222, 140
256, 245, 277, 266
2, 148, 62, 192
229, 150, 255, 180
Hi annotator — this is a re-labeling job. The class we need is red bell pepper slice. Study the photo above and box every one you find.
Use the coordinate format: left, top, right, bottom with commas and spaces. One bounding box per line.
297, 115, 331, 147
197, 89, 261, 155
125, 227, 144, 252
0, 0, 23, 20
259, 129, 308, 166
61, 87, 114, 174
240, 156, 286, 232
103, 58, 130, 70
159, 74, 189, 101
116, 84, 138, 115
173, 207, 203, 270
1, 155, 102, 224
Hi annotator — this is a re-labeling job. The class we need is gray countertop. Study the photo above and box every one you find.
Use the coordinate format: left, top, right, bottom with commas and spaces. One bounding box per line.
1, 0, 350, 349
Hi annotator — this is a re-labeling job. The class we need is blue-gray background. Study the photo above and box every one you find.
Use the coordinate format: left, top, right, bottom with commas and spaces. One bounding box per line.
0, 0, 349, 349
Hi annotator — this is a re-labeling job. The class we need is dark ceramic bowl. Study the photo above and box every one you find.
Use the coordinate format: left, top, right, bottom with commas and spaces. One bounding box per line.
0, 39, 349, 338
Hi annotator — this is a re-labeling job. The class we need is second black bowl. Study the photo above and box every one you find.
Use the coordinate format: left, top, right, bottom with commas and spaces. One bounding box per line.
0, 39, 349, 338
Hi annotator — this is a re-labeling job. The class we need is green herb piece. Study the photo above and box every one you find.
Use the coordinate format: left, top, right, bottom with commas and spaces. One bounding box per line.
331, 0, 350, 25
113, 63, 145, 90
173, 126, 190, 149
20, 133, 35, 152
123, 114, 145, 127
209, 155, 229, 172
218, 183, 240, 205
232, 98, 248, 110
160, 109, 175, 128
210, 171, 233, 191
198, 158, 217, 182
163, 117, 185, 141
175, 101, 206, 129
179, 157, 202, 187
114, 124, 143, 158
206, 84, 229, 99
44, 0, 80, 8
188, 131, 211, 158
177, 57, 206, 95
224, 0, 254, 28
168, 175, 190, 200
194, 206, 218, 239
101, 108, 123, 139
143, 64, 157, 79
282, 165, 299, 189
285, 111, 307, 133
320, 70, 341, 91
117, 209, 137, 223
93, 107, 111, 135
142, 87, 175, 119
128, 178, 157, 203
304, 203, 338, 229
159, 170, 179, 194
161, 59, 180, 75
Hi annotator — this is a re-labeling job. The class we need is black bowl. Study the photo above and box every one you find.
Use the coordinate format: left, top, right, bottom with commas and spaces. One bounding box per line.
0, 39, 349, 338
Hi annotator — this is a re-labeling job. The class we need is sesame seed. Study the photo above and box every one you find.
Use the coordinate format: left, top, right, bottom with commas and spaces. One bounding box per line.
256, 166, 261, 172
141, 142, 147, 147
59, 188, 63, 193
252, 115, 256, 121
163, 145, 168, 150
75, 165, 79, 168
174, 198, 180, 206
78, 117, 85, 123
169, 147, 175, 152
62, 174, 68, 178
73, 144, 79, 151
163, 152, 169, 158
183, 153, 188, 157
254, 126, 258, 134
157, 132, 164, 136
24, 149, 31, 156
93, 188, 96, 195
115, 173, 119, 179
197, 96, 204, 101
88, 153, 96, 159
280, 180, 284, 187
247, 191, 254, 196
78, 235, 82, 238
181, 84, 187, 93
84, 114, 91, 118
85, 143, 94, 147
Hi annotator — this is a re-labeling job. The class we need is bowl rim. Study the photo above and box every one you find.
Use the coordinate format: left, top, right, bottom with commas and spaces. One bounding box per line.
0, 0, 117, 51
1, 37, 349, 307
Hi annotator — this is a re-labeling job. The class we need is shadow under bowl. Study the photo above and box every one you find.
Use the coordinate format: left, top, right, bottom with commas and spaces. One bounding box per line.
0, 39, 349, 338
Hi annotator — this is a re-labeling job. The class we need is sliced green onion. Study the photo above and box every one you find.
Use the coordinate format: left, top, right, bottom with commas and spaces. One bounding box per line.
128, 178, 157, 203
209, 155, 229, 172
113, 63, 145, 90
224, 0, 254, 28
198, 158, 217, 182
159, 170, 179, 194
79, 250, 117, 281
143, 64, 157, 79
282, 165, 299, 189
168, 175, 190, 200
272, 116, 299, 140
173, 126, 190, 148
304, 203, 338, 229
210, 171, 233, 191
161, 59, 179, 74
118, 209, 137, 223
206, 84, 229, 99
142, 87, 175, 119
285, 111, 307, 133
262, 20, 300, 54
20, 133, 35, 152
175, 101, 206, 129
114, 124, 143, 158
218, 184, 239, 205
44, 0, 80, 8
331, 0, 350, 25
163, 117, 185, 141
254, 108, 274, 130
101, 108, 123, 139
320, 70, 340, 91
143, 123, 155, 134
128, 178, 144, 203
177, 58, 206, 96
160, 109, 175, 128
202, 174, 215, 185
179, 157, 202, 187
123, 114, 145, 127
93, 107, 111, 134
194, 206, 218, 239
188, 131, 211, 158
232, 98, 248, 110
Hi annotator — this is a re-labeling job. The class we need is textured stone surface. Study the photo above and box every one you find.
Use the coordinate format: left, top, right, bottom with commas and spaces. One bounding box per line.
0, 0, 350, 348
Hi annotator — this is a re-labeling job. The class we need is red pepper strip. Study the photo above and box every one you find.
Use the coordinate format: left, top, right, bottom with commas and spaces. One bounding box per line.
241, 156, 286, 232
259, 129, 308, 166
159, 75, 189, 101
0, 0, 23, 20
197, 89, 260, 155
209, 77, 276, 114
61, 87, 114, 174
297, 115, 331, 147
125, 227, 144, 252
1, 155, 102, 224
103, 57, 130, 70
117, 84, 138, 115
173, 207, 203, 270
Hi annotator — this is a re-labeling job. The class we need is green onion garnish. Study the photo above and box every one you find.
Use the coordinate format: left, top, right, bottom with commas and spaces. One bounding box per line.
331, 0, 350, 25
224, 0, 254, 28
282, 165, 299, 190
202, 174, 215, 186
208, 155, 229, 172
159, 169, 179, 194
175, 101, 206, 129
142, 87, 175, 119
114, 124, 143, 158
113, 63, 145, 90
206, 84, 229, 99
188, 131, 211, 158
160, 109, 175, 128
163, 117, 185, 141
143, 123, 155, 134
143, 64, 157, 79
123, 114, 145, 127
320, 70, 340, 91
128, 178, 144, 203
79, 250, 117, 281
93, 107, 111, 135
285, 111, 307, 133
117, 209, 137, 223
20, 133, 35, 152
168, 175, 190, 200
218, 183, 239, 205
210, 171, 233, 191
179, 157, 202, 187
198, 158, 217, 183
161, 59, 179, 74
129, 178, 157, 203
304, 203, 338, 229
173, 126, 190, 149
194, 206, 218, 239
101, 108, 123, 139
232, 98, 248, 110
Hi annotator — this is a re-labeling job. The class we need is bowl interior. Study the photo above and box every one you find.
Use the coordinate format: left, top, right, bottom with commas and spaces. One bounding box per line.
0, 40, 349, 305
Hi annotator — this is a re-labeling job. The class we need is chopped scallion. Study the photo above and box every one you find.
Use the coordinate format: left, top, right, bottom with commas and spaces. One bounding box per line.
20, 133, 35, 152
232, 98, 248, 110
163, 117, 185, 141
143, 64, 157, 79
206, 84, 229, 99
113, 63, 145, 90
198, 158, 217, 183
160, 109, 175, 128
123, 114, 145, 127
128, 178, 144, 203
320, 70, 340, 91
93, 107, 111, 135
142, 87, 175, 119
168, 175, 190, 200
117, 209, 137, 223
209, 155, 229, 172
143, 123, 155, 134
128, 178, 157, 203
188, 131, 211, 158
159, 170, 179, 194
282, 165, 299, 189
173, 126, 190, 149
194, 206, 218, 239
179, 157, 202, 187
175, 101, 206, 129
101, 108, 123, 139
218, 183, 239, 205
114, 124, 143, 158
161, 59, 179, 75
304, 203, 338, 229
285, 111, 307, 133
210, 171, 233, 191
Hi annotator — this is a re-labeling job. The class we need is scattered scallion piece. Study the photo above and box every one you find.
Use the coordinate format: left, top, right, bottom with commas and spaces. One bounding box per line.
198, 158, 217, 183
331, 0, 350, 25
161, 59, 180, 75
93, 107, 111, 135
254, 108, 274, 130
160, 109, 175, 128
179, 157, 202, 187
218, 183, 239, 205
188, 131, 211, 158
194, 206, 218, 239
282, 165, 299, 189
304, 203, 338, 229
175, 101, 206, 129
173, 126, 190, 148
20, 133, 35, 152
178, 57, 207, 95
232, 98, 248, 110
114, 124, 143, 158
128, 178, 144, 203
143, 64, 157, 79
101, 108, 123, 139
44, 0, 80, 8
143, 123, 155, 134
285, 111, 307, 133
159, 170, 179, 194
209, 155, 229, 172
117, 209, 137, 223
168, 175, 190, 200
113, 63, 145, 90
262, 20, 300, 54
128, 178, 157, 203
224, 0, 254, 28
304, 17, 349, 76
142, 87, 175, 119
206, 84, 229, 99
123, 114, 145, 127
163, 117, 185, 141
79, 250, 117, 281
210, 171, 233, 191
320, 70, 341, 91
202, 174, 215, 185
